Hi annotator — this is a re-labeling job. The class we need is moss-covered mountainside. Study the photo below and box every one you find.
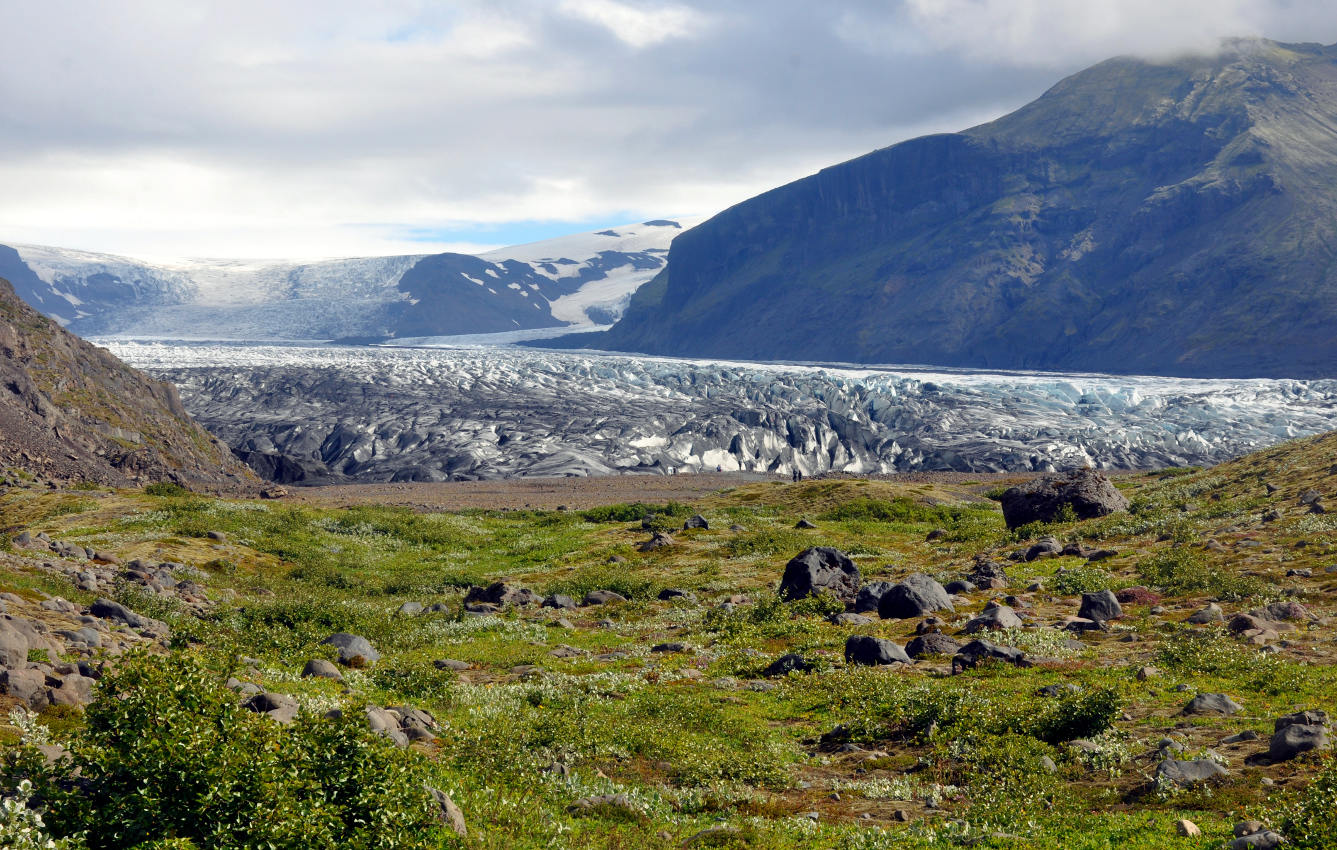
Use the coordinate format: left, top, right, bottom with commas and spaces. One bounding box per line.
0, 277, 255, 491
0, 429, 1334, 847
591, 39, 1337, 377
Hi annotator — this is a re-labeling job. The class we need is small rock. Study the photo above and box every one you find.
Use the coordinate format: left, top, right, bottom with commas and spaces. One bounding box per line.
1175, 819, 1201, 837
1182, 693, 1243, 716
1156, 758, 1228, 787
763, 653, 813, 676
844, 635, 911, 666
301, 659, 343, 681
581, 589, 628, 606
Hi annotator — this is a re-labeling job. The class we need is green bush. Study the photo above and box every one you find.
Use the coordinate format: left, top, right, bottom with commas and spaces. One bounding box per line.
1137, 549, 1266, 600
144, 482, 191, 497
22, 652, 444, 850
1030, 687, 1123, 744
579, 501, 693, 524
1050, 565, 1116, 596
1276, 755, 1337, 849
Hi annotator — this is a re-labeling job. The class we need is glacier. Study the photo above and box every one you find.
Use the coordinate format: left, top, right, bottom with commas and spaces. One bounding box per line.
103, 342, 1337, 483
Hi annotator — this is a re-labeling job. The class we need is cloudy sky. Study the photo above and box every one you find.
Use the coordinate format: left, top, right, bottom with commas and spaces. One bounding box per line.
3, 0, 1337, 259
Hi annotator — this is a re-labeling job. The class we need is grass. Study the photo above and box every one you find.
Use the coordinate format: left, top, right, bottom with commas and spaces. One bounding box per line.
1, 435, 1336, 847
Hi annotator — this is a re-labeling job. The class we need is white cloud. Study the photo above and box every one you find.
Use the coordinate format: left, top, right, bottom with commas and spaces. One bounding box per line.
1, 1, 1336, 259
557, 0, 706, 47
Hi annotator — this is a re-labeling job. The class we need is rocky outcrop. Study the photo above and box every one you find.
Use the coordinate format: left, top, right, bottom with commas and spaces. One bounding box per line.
0, 277, 254, 490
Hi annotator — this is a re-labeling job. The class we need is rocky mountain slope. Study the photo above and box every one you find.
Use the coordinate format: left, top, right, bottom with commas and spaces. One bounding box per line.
1, 221, 688, 341
588, 39, 1337, 378
0, 277, 255, 490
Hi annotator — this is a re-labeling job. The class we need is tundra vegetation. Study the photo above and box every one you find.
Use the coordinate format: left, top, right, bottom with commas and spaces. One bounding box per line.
0, 432, 1334, 848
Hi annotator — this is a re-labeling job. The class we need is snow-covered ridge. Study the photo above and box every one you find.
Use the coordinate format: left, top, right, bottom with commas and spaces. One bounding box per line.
6, 219, 693, 339
105, 342, 1337, 482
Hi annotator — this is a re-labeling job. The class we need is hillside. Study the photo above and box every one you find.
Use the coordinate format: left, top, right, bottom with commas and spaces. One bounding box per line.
0, 425, 1333, 846
589, 39, 1337, 378
0, 221, 690, 342
0, 277, 255, 490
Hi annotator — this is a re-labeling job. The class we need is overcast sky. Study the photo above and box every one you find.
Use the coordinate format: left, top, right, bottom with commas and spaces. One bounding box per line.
3, 0, 1337, 259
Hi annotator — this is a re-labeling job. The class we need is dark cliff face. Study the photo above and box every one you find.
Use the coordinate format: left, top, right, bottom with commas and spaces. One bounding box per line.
595, 40, 1337, 378
0, 277, 256, 491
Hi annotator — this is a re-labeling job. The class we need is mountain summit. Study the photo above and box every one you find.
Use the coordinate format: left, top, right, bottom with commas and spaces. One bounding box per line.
590, 39, 1337, 377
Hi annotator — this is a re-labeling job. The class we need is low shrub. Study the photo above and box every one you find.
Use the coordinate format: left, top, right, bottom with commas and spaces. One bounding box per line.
1137, 549, 1267, 600
15, 653, 444, 850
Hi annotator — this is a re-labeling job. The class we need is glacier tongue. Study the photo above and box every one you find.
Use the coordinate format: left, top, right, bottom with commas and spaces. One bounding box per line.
104, 342, 1337, 483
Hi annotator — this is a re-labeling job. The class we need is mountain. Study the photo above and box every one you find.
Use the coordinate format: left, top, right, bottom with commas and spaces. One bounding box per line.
583, 39, 1337, 378
0, 277, 256, 490
1, 220, 691, 341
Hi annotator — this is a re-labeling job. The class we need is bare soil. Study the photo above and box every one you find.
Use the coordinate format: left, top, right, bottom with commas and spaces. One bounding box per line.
283, 470, 1030, 512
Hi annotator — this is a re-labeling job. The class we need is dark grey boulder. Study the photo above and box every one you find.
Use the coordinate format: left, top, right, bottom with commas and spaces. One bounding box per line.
89, 598, 144, 628
321, 633, 380, 666
1, 668, 49, 710
844, 635, 911, 666
763, 653, 813, 676
542, 594, 578, 609
829, 612, 876, 626
967, 561, 1010, 589
582, 589, 628, 606
465, 582, 540, 607
428, 787, 467, 837
794, 519, 817, 529
433, 659, 470, 671
1276, 709, 1329, 730
396, 601, 424, 616
952, 639, 1028, 672
854, 581, 896, 614
1269, 723, 1329, 762
943, 579, 976, 595
905, 633, 962, 659
658, 588, 697, 602
1156, 758, 1228, 786
961, 604, 1024, 634
637, 532, 675, 551
682, 514, 709, 530
1182, 693, 1242, 716
651, 642, 688, 653
302, 659, 343, 681
779, 547, 860, 603
1024, 536, 1063, 561
878, 574, 954, 620
999, 469, 1130, 530
1227, 832, 1284, 850
244, 691, 299, 724
1078, 590, 1123, 622
0, 621, 29, 668
1186, 603, 1225, 624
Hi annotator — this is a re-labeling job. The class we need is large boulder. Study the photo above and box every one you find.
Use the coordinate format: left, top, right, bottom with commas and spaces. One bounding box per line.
999, 469, 1130, 530
844, 635, 911, 666
1181, 693, 1242, 716
877, 574, 954, 620
906, 632, 963, 659
1269, 710, 1331, 762
1156, 758, 1228, 787
1078, 590, 1123, 622
854, 581, 896, 614
961, 603, 1024, 634
0, 620, 29, 668
321, 633, 380, 667
464, 582, 540, 607
952, 639, 1028, 672
779, 547, 861, 603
